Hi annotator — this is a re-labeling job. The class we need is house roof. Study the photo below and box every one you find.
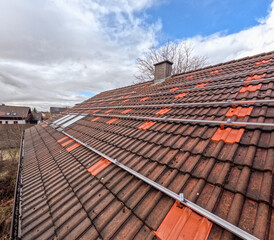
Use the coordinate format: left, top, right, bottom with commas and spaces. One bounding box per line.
31, 112, 43, 121
13, 51, 274, 239
50, 106, 68, 114
0, 105, 30, 119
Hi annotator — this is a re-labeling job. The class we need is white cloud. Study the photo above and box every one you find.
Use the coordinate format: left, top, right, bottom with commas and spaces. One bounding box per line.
1, 0, 274, 111
0, 0, 161, 111
187, 1, 274, 65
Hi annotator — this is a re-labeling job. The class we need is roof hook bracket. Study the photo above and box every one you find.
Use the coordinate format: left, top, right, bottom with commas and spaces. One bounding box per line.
179, 193, 185, 202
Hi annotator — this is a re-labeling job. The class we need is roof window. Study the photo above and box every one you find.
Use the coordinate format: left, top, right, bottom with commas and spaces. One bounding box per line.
60, 114, 86, 128
51, 114, 87, 129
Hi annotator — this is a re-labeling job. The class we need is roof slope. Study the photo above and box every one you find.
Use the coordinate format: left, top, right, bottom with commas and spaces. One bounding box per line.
13, 51, 274, 239
0, 105, 30, 119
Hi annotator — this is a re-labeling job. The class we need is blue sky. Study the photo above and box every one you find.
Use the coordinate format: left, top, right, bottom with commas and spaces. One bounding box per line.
80, 91, 95, 97
146, 0, 272, 43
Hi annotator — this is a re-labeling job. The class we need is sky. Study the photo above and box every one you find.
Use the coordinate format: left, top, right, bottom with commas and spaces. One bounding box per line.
0, 0, 274, 111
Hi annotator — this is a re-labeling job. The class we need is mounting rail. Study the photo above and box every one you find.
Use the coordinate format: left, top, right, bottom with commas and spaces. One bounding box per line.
94, 113, 274, 128
73, 99, 274, 110
62, 131, 259, 240
82, 67, 274, 102
81, 75, 274, 104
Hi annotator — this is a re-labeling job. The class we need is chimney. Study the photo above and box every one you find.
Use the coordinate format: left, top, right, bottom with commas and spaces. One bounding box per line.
154, 60, 173, 84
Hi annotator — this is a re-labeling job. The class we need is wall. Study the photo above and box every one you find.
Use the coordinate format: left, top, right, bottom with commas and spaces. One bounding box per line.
0, 120, 26, 124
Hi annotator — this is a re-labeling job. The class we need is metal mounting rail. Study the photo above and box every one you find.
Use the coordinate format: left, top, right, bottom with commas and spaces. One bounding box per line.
157, 67, 274, 90
73, 99, 274, 111
83, 66, 274, 102
94, 113, 274, 128
78, 76, 274, 105
62, 131, 259, 240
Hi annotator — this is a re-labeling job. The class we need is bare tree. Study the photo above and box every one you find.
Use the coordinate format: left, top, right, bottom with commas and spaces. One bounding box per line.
135, 41, 207, 82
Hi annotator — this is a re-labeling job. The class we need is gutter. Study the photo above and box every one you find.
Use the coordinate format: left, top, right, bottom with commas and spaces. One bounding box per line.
10, 130, 24, 239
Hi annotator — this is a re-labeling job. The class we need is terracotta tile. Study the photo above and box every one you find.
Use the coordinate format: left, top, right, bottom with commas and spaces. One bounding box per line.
111, 215, 143, 239
17, 51, 274, 240
207, 162, 227, 185
238, 199, 258, 234
213, 190, 234, 220
162, 149, 179, 164
172, 135, 188, 149
196, 183, 215, 209
154, 202, 212, 240
146, 196, 174, 229
180, 154, 200, 173
211, 127, 244, 144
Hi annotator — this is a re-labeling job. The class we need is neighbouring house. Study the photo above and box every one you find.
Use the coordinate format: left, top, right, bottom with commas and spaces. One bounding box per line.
0, 105, 43, 125
50, 106, 68, 116
31, 112, 43, 124
11, 51, 274, 240
0, 105, 32, 124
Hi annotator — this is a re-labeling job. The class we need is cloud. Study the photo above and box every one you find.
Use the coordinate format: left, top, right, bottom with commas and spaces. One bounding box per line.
187, 1, 274, 65
1, 0, 274, 111
0, 0, 161, 110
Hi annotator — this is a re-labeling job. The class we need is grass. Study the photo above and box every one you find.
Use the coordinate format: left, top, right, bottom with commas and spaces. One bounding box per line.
0, 149, 19, 240
0, 124, 28, 239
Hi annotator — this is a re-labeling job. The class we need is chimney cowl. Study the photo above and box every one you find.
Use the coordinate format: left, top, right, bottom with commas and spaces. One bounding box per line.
153, 60, 173, 84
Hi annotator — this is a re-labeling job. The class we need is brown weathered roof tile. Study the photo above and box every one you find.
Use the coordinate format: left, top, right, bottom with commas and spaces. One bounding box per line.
13, 51, 274, 239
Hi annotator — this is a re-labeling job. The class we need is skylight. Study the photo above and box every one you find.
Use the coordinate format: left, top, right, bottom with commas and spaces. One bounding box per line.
60, 115, 86, 128
51, 114, 87, 130
53, 114, 76, 125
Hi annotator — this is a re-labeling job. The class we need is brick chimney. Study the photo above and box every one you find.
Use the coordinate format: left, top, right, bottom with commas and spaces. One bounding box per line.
154, 60, 173, 84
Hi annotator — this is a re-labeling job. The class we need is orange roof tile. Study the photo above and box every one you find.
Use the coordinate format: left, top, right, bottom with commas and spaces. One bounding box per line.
255, 58, 272, 65
239, 83, 262, 93
57, 136, 69, 143
154, 202, 212, 240
66, 143, 81, 152
106, 118, 118, 124
155, 108, 171, 115
87, 157, 111, 176
246, 73, 266, 81
140, 96, 150, 101
91, 117, 101, 122
225, 106, 253, 118
211, 127, 245, 144
175, 92, 188, 99
138, 121, 156, 130
61, 139, 74, 146
210, 69, 222, 74
196, 83, 208, 88
186, 75, 194, 79
121, 109, 132, 114
169, 87, 179, 92
105, 109, 113, 113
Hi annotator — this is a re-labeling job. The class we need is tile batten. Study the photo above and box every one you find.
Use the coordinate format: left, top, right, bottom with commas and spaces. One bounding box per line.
154, 60, 173, 84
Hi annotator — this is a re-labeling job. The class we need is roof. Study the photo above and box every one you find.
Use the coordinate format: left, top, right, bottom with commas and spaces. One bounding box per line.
31, 112, 42, 121
50, 106, 68, 114
12, 51, 274, 240
0, 105, 30, 119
